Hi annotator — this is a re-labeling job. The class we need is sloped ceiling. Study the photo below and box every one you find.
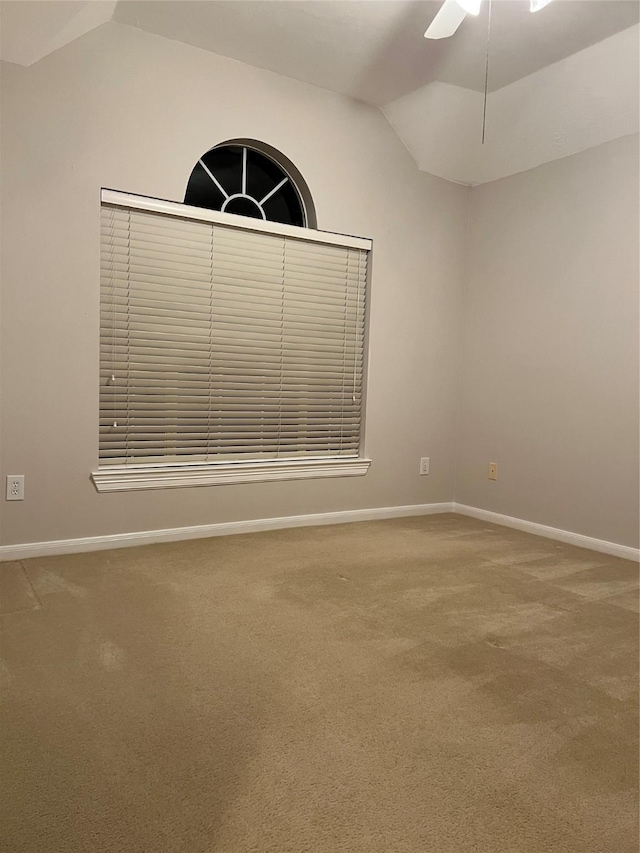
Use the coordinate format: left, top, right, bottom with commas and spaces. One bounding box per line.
111, 0, 640, 104
1, 0, 638, 185
0, 0, 115, 66
384, 25, 640, 185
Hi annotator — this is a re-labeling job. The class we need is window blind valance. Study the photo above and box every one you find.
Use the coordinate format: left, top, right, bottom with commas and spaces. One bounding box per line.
97, 191, 371, 480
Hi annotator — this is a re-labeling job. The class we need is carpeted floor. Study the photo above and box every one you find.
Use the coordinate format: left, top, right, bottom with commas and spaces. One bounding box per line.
0, 513, 638, 852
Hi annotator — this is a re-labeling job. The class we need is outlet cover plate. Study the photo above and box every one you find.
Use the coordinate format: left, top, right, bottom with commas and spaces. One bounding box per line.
6, 475, 25, 501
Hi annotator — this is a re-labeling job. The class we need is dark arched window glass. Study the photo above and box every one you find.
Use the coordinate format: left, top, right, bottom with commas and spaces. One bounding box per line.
185, 144, 307, 227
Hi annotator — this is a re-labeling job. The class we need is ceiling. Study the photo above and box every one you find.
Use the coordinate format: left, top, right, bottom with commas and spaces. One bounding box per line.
0, 1, 115, 66
114, 0, 639, 105
384, 24, 639, 184
1, 1, 638, 104
1, 0, 638, 185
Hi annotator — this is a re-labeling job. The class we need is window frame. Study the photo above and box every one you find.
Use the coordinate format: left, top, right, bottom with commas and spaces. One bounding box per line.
92, 189, 372, 493
185, 142, 310, 227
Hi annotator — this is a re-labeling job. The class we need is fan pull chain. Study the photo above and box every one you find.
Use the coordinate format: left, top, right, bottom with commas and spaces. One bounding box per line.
482, 0, 492, 144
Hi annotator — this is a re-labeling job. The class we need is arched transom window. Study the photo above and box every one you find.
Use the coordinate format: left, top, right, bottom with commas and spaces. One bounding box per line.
185, 143, 307, 227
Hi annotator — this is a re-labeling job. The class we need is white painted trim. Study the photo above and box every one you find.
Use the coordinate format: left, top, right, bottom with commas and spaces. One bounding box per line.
220, 192, 267, 220
259, 176, 288, 206
91, 458, 372, 492
101, 189, 372, 251
453, 503, 639, 562
0, 503, 455, 562
2, 501, 637, 563
198, 158, 229, 199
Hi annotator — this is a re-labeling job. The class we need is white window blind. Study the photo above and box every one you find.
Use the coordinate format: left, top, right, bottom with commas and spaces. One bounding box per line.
99, 195, 370, 469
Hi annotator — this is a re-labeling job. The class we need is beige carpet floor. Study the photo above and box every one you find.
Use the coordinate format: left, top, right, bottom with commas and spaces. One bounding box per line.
1, 513, 638, 852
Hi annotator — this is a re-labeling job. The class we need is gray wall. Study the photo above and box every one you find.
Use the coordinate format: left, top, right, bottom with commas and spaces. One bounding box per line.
456, 135, 640, 548
1, 23, 638, 551
0, 23, 469, 546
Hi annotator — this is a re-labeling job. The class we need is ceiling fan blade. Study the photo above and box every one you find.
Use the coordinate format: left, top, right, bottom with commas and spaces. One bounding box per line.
530, 0, 554, 10
424, 0, 469, 40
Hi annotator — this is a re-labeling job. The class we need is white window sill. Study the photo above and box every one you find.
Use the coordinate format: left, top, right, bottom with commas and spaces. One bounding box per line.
91, 457, 371, 493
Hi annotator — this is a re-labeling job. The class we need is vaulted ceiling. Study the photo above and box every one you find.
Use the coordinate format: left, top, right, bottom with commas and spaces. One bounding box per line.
112, 0, 640, 104
1, 0, 638, 185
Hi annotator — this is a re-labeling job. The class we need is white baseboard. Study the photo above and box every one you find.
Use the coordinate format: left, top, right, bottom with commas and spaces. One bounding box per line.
453, 503, 639, 562
0, 502, 455, 561
2, 501, 637, 563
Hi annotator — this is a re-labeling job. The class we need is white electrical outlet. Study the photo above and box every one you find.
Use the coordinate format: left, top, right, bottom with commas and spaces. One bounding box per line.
420, 457, 430, 476
6, 475, 25, 501
489, 463, 498, 481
